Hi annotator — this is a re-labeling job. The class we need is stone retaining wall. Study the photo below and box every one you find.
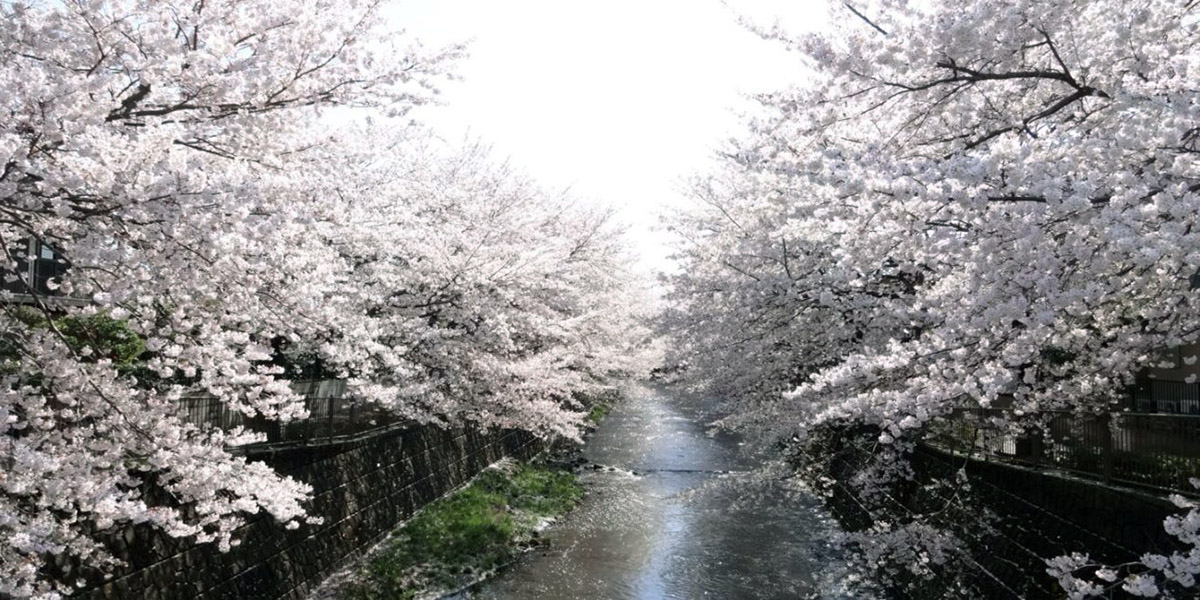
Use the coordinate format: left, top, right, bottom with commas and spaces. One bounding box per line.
820, 436, 1184, 599
75, 426, 541, 600
915, 445, 1180, 598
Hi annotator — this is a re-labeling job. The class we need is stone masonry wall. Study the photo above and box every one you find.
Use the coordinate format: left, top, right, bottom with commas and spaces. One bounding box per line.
74, 426, 542, 600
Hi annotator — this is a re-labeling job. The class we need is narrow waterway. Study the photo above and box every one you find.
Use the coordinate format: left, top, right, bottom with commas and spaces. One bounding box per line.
456, 384, 864, 599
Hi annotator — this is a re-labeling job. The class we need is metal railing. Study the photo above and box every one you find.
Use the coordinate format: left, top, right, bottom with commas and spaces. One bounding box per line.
928, 408, 1200, 496
178, 379, 406, 446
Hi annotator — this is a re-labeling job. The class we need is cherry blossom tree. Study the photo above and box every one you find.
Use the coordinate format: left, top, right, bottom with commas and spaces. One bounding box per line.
663, 0, 1200, 596
0, 1, 647, 597
294, 131, 652, 437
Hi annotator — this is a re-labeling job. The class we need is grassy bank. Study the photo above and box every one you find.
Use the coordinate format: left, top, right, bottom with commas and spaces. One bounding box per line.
342, 461, 583, 599
582, 387, 620, 425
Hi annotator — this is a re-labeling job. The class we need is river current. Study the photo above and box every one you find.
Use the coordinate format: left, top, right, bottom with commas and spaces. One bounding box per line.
457, 384, 865, 599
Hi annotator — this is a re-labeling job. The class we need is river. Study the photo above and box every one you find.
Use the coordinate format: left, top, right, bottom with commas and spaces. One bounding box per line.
454, 384, 865, 599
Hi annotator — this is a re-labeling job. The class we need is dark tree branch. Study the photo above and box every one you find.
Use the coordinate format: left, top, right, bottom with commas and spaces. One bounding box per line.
843, 2, 889, 36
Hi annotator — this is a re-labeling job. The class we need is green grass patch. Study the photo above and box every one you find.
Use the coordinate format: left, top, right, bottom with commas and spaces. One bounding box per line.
586, 402, 610, 423
343, 462, 582, 599
576, 388, 620, 426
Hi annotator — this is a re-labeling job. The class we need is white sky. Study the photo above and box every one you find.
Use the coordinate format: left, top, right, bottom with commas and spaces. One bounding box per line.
383, 1, 827, 276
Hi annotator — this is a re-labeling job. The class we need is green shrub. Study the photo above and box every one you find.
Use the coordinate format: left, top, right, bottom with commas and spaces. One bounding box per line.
54, 313, 145, 366
586, 402, 610, 423
0, 309, 146, 378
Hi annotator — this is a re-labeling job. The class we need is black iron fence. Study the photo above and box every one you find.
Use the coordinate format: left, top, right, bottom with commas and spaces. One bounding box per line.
928, 408, 1200, 496
178, 379, 406, 446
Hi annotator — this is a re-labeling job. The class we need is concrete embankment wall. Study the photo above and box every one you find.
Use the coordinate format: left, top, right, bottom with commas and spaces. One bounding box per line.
75, 426, 541, 600
823, 442, 1183, 599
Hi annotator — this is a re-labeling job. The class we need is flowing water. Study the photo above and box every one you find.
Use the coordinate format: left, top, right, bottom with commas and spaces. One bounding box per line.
455, 384, 865, 600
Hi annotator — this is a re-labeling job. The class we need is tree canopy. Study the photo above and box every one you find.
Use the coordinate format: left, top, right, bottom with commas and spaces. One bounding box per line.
0, 1, 649, 596
661, 1, 1200, 596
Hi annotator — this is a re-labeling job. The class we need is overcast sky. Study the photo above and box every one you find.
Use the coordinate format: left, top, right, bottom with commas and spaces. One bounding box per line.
382, 1, 826, 276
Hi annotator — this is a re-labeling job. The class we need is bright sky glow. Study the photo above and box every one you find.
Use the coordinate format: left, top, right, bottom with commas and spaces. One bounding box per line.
383, 0, 826, 276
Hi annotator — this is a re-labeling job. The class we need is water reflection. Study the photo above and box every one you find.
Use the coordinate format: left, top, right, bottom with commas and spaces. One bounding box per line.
456, 385, 865, 600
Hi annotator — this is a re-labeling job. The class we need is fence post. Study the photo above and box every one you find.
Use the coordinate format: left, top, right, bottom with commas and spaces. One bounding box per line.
1100, 412, 1114, 483
327, 394, 335, 443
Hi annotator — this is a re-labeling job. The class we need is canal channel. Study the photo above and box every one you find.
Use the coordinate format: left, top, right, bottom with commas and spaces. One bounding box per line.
456, 384, 865, 599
